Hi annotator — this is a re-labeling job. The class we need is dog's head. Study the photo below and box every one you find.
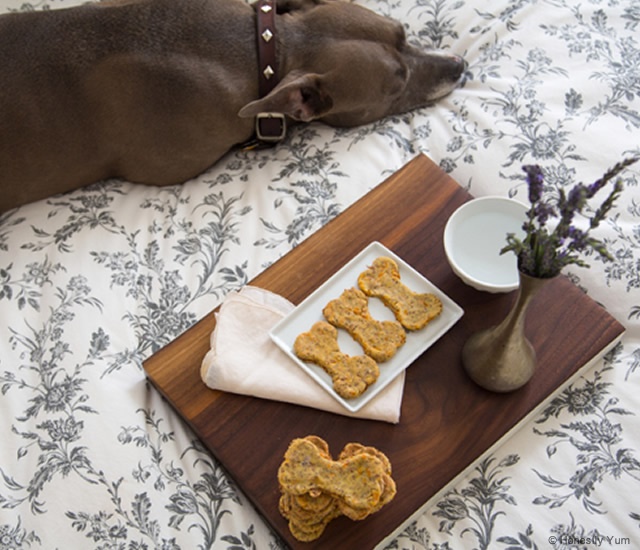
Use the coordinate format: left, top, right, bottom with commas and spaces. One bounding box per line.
239, 0, 467, 126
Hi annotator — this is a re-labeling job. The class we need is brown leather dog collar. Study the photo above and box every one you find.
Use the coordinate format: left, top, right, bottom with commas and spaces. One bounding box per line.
253, 0, 286, 143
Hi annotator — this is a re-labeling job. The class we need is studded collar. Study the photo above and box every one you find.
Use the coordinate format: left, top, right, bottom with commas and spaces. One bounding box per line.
253, 0, 286, 143
256, 0, 278, 96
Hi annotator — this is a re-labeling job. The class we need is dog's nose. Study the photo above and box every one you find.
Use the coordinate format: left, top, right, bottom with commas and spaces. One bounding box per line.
446, 54, 468, 85
428, 51, 468, 80
450, 54, 468, 78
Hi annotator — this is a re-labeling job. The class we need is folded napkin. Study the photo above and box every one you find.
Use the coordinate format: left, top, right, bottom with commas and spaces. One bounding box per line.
200, 286, 405, 423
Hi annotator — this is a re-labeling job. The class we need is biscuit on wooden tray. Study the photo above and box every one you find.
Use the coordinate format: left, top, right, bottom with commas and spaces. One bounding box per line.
293, 321, 379, 399
322, 287, 406, 362
358, 256, 443, 330
277, 435, 396, 542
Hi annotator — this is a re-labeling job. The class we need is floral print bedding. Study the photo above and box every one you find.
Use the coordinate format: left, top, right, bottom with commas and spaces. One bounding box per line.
1, 0, 639, 548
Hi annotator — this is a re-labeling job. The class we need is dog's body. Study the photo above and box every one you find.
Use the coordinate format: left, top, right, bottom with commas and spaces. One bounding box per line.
0, 0, 466, 212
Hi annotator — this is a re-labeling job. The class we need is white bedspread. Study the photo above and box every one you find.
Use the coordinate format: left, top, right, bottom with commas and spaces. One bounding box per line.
1, 0, 639, 548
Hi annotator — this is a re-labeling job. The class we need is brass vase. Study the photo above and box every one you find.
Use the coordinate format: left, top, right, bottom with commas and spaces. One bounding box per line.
461, 271, 550, 392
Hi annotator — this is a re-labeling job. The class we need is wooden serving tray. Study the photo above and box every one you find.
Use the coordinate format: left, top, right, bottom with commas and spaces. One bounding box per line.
144, 154, 624, 549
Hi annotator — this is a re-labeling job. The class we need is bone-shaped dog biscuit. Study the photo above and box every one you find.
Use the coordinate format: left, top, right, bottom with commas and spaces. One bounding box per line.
278, 438, 387, 509
302, 434, 331, 460
322, 287, 406, 362
293, 321, 379, 399
358, 256, 443, 330
279, 492, 341, 542
280, 491, 339, 525
336, 443, 396, 520
340, 442, 392, 474
278, 436, 396, 541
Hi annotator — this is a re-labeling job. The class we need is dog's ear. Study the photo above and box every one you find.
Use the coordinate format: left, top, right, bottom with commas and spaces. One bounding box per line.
238, 72, 333, 122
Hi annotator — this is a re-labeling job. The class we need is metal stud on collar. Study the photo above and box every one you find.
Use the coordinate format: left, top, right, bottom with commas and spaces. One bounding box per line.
263, 65, 275, 80
256, 0, 278, 96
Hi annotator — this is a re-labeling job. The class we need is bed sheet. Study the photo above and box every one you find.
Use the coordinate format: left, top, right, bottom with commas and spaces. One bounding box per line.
1, 0, 639, 548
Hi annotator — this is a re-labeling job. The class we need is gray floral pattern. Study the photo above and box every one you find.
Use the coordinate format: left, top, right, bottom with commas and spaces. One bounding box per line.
1, 0, 639, 548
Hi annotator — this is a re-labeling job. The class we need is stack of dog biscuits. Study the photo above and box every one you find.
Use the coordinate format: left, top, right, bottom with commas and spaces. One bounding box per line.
278, 435, 396, 542
293, 255, 443, 398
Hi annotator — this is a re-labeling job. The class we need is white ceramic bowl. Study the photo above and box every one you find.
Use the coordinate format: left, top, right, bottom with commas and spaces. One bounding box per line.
444, 196, 528, 293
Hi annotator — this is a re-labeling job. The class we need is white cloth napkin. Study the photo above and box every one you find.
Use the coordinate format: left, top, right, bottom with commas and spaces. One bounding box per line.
200, 286, 405, 423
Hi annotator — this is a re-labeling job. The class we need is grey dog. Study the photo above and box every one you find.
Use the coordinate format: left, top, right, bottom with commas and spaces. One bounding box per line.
0, 0, 466, 211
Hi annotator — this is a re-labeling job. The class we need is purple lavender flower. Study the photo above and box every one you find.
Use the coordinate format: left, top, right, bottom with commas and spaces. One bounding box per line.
533, 201, 555, 225
566, 226, 588, 251
523, 165, 544, 204
523, 165, 557, 225
586, 157, 639, 198
502, 155, 639, 278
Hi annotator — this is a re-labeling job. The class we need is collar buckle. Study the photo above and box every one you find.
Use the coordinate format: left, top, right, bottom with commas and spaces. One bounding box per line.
255, 112, 287, 142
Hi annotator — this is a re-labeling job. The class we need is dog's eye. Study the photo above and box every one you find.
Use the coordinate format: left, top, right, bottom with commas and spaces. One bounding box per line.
395, 64, 408, 82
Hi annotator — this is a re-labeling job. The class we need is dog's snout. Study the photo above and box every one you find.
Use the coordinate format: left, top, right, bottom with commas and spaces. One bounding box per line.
452, 54, 467, 66
456, 58, 469, 87
421, 49, 468, 83
445, 53, 468, 82
455, 55, 468, 73
396, 48, 469, 108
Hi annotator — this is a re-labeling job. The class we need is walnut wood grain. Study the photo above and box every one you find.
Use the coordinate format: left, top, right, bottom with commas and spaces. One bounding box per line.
144, 154, 625, 549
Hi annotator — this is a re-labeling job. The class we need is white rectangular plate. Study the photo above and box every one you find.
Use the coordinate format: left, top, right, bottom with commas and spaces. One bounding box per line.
269, 242, 464, 412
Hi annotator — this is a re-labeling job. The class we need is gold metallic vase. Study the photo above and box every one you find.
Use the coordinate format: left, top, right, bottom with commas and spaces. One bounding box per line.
462, 272, 549, 392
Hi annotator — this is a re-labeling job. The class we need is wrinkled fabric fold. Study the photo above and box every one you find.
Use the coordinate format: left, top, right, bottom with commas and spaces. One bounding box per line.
200, 286, 404, 423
